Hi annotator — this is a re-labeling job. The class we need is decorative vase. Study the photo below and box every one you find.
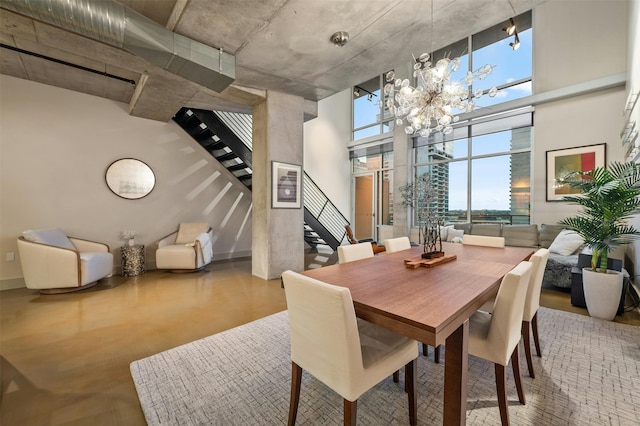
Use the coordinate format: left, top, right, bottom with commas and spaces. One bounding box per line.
128, 238, 135, 246
582, 268, 624, 321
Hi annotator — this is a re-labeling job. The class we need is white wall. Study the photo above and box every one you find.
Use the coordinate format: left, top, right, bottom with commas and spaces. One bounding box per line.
532, 88, 626, 225
303, 89, 352, 217
0, 76, 253, 288
533, 0, 628, 93
531, 0, 627, 225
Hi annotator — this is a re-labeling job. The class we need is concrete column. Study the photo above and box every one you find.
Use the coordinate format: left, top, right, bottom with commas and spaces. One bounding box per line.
392, 61, 414, 238
252, 90, 305, 279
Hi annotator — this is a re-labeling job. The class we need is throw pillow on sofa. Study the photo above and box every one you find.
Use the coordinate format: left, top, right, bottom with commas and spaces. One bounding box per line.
439, 225, 454, 241
447, 229, 464, 243
548, 229, 584, 256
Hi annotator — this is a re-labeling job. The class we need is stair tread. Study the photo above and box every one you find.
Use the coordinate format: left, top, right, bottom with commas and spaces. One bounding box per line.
174, 107, 345, 251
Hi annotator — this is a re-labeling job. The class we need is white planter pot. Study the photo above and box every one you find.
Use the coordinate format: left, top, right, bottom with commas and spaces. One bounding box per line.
582, 268, 624, 321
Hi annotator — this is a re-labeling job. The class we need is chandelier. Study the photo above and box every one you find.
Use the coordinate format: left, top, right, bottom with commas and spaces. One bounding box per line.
384, 53, 497, 136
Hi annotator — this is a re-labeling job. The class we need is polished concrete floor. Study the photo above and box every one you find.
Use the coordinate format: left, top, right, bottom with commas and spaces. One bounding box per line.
1, 248, 638, 425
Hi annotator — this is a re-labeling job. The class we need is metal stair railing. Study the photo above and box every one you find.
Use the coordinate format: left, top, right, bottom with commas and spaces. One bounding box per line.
303, 173, 349, 248
173, 108, 349, 250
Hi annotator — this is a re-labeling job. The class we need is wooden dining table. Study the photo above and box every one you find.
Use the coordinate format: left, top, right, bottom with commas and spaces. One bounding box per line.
300, 242, 534, 425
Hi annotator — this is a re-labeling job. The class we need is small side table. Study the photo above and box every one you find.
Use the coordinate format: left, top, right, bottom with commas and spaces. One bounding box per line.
122, 244, 145, 277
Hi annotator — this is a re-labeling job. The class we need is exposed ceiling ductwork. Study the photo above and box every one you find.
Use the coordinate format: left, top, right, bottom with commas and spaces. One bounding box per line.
0, 0, 235, 93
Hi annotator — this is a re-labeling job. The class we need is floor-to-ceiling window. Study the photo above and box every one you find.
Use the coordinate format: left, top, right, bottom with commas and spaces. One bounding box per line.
415, 109, 533, 225
350, 12, 533, 230
351, 71, 395, 239
352, 74, 393, 141
411, 11, 533, 225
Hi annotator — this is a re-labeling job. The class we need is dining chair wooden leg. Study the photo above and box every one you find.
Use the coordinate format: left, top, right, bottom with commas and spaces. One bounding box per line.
521, 321, 535, 378
532, 311, 542, 357
288, 362, 302, 426
405, 359, 417, 426
421, 343, 441, 363
495, 363, 510, 426
393, 370, 399, 383
344, 398, 357, 426
511, 346, 526, 405
495, 364, 509, 426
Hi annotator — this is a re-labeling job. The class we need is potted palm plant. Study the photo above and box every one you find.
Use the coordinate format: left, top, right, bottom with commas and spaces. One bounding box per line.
558, 161, 640, 320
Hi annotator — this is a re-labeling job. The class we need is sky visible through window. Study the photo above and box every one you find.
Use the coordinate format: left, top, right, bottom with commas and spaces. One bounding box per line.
361, 28, 532, 212
353, 27, 532, 216
459, 28, 531, 210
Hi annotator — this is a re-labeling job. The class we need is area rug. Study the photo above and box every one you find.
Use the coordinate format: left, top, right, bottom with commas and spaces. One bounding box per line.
130, 308, 640, 425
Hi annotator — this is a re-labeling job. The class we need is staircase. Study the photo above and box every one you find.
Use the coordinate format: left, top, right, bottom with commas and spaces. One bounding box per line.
173, 108, 348, 250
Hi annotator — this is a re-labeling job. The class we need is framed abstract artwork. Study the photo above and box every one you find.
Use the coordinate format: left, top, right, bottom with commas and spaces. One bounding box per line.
546, 143, 606, 201
271, 161, 302, 208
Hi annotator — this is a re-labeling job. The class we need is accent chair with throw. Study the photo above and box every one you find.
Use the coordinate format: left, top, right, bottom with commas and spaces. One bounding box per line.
155, 222, 213, 272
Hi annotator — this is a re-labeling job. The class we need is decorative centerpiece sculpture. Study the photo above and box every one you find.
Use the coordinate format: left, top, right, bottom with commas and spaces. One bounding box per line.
422, 218, 444, 259
400, 173, 444, 259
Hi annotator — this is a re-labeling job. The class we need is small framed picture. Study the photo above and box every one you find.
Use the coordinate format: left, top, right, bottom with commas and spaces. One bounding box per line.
546, 143, 606, 201
272, 161, 302, 209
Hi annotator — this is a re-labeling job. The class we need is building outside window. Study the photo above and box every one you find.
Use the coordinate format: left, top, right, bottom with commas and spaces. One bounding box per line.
415, 122, 532, 225
411, 11, 533, 225
350, 12, 532, 231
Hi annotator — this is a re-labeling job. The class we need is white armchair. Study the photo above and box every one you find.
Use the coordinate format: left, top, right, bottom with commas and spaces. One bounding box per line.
17, 228, 114, 294
155, 222, 213, 272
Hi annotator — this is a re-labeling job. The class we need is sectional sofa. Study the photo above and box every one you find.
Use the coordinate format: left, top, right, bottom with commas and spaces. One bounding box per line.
443, 222, 576, 288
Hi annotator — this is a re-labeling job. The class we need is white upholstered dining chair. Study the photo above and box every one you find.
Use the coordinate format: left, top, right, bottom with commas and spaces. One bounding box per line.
383, 236, 412, 253
468, 260, 533, 426
476, 248, 550, 378
425, 233, 507, 363
337, 242, 374, 264
282, 270, 419, 426
520, 248, 550, 378
462, 234, 506, 248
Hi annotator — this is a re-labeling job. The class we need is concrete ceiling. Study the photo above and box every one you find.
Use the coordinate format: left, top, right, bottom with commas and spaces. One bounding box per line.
0, 0, 543, 122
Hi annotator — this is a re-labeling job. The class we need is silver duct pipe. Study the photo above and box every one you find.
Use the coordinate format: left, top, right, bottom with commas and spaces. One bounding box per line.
0, 0, 235, 92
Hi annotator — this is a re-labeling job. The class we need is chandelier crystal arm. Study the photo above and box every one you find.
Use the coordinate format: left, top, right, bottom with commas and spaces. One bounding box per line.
385, 52, 497, 136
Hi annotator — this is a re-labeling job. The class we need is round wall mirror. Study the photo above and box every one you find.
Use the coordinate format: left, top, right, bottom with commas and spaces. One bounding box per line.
105, 158, 156, 200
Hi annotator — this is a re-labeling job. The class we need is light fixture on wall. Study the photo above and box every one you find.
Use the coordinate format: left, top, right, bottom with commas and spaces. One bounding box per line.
503, 17, 520, 51
510, 33, 521, 51
353, 85, 377, 102
503, 18, 516, 36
